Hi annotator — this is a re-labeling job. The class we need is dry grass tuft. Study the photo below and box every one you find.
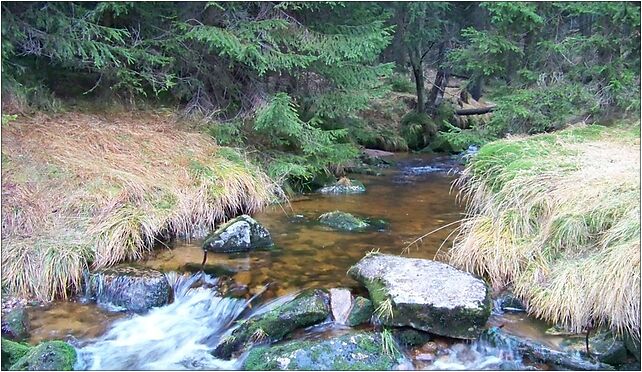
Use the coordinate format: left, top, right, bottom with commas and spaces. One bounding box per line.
448, 123, 640, 340
2, 111, 280, 300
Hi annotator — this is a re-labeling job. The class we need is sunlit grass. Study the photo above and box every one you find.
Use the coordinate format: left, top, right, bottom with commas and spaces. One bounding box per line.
449, 122, 640, 340
2, 111, 280, 300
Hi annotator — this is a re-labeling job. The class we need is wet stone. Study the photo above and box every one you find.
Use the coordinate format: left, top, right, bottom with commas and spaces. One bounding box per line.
213, 289, 330, 359
317, 178, 366, 195
86, 266, 171, 313
560, 330, 629, 366
243, 332, 408, 370
318, 211, 369, 232
346, 296, 374, 327
203, 215, 273, 253
348, 253, 491, 339
330, 288, 353, 325
9, 340, 76, 371
1, 308, 29, 341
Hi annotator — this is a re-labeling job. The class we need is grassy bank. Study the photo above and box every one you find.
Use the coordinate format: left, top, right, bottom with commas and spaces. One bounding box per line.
1, 112, 279, 301
449, 122, 640, 340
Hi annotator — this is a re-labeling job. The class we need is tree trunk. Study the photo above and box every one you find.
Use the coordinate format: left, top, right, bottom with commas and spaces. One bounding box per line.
455, 105, 496, 115
412, 64, 425, 113
469, 75, 484, 101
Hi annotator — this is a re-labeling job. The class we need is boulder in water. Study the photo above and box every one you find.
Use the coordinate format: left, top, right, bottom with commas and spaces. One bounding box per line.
346, 296, 374, 327
203, 215, 273, 253
329, 288, 353, 325
624, 331, 641, 362
1, 308, 29, 341
243, 332, 407, 370
9, 340, 76, 371
348, 253, 491, 339
317, 178, 366, 195
87, 266, 171, 313
318, 211, 369, 232
495, 291, 526, 313
560, 330, 629, 366
483, 326, 616, 370
392, 327, 432, 347
213, 289, 330, 359
1, 338, 30, 370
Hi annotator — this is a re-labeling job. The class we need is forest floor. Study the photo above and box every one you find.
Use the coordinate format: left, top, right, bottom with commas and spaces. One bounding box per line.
1, 111, 279, 301
448, 121, 641, 340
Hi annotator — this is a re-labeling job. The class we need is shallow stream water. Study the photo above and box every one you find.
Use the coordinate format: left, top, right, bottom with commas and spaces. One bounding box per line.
26, 153, 571, 370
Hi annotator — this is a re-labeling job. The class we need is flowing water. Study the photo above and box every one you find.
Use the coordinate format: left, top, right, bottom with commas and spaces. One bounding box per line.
25, 153, 566, 370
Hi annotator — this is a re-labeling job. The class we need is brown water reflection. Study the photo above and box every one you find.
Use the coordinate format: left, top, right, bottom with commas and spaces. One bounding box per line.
142, 154, 464, 293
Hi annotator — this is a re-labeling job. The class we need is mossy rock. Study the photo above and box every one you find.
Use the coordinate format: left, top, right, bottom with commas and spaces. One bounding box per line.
87, 266, 170, 313
203, 215, 273, 253
346, 296, 373, 327
318, 211, 369, 232
243, 332, 406, 370
1, 308, 30, 341
213, 289, 330, 359
1, 338, 30, 370
392, 327, 431, 346
560, 330, 629, 366
9, 341, 76, 371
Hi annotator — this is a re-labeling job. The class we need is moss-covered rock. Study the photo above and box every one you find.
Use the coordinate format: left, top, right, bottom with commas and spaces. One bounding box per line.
213, 289, 330, 359
346, 296, 373, 327
560, 330, 629, 366
318, 211, 369, 232
9, 340, 76, 371
482, 327, 615, 370
243, 332, 407, 370
86, 266, 170, 313
1, 338, 30, 370
1, 308, 30, 341
392, 327, 431, 347
348, 253, 491, 340
317, 178, 366, 194
203, 215, 273, 253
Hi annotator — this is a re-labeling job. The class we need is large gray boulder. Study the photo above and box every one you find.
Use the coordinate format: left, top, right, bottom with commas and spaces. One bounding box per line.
243, 332, 407, 370
203, 215, 273, 253
86, 266, 171, 313
348, 253, 491, 339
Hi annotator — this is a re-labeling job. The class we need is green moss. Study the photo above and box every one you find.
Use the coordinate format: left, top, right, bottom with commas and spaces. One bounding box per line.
347, 296, 374, 327
10, 340, 76, 371
1, 338, 31, 370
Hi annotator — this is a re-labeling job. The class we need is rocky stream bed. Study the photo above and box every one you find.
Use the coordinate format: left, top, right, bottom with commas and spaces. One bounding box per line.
2, 151, 639, 370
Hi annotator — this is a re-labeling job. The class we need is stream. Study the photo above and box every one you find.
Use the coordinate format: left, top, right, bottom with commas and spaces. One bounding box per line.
25, 153, 577, 370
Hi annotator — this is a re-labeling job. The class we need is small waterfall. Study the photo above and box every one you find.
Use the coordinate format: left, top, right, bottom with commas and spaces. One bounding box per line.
428, 340, 525, 370
75, 272, 248, 370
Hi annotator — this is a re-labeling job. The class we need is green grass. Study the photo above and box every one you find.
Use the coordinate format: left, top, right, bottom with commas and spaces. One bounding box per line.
449, 121, 640, 340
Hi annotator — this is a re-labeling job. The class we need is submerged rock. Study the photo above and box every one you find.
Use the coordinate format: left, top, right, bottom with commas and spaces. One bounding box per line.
392, 327, 432, 347
560, 330, 629, 366
318, 211, 369, 231
348, 253, 491, 339
203, 215, 273, 253
1, 308, 29, 341
213, 289, 330, 359
346, 296, 374, 327
9, 340, 76, 371
86, 266, 171, 313
482, 326, 615, 370
317, 178, 366, 195
243, 332, 407, 370
1, 338, 30, 370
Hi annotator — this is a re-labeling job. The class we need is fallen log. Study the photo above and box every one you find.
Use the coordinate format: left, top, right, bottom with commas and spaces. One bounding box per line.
455, 105, 496, 115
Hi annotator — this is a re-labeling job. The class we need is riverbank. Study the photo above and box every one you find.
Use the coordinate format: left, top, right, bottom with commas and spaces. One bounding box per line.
1, 111, 279, 301
449, 121, 641, 341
